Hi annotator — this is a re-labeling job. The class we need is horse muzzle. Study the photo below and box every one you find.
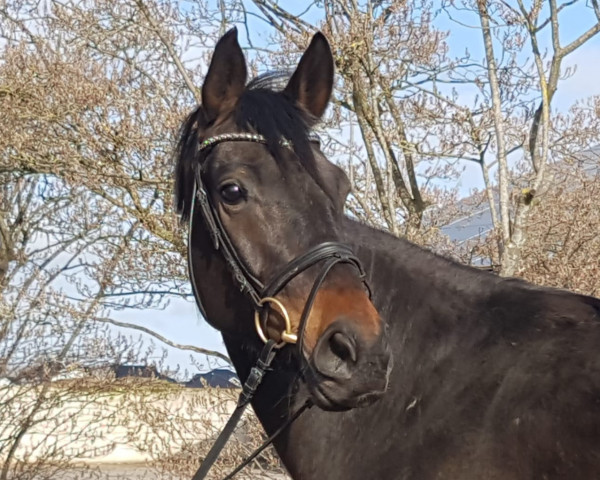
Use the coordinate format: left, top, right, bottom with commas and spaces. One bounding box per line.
306, 319, 393, 411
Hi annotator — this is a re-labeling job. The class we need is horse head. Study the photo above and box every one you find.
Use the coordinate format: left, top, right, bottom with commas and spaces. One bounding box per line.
175, 28, 392, 411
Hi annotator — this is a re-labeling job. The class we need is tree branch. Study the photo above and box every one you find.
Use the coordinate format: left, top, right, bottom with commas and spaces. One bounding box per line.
93, 316, 232, 366
134, 0, 201, 103
477, 0, 511, 255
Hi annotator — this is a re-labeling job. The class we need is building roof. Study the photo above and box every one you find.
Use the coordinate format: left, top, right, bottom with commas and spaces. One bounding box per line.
185, 368, 240, 388
440, 146, 599, 246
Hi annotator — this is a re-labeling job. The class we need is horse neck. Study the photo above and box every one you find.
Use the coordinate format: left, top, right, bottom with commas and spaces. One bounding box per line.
342, 217, 495, 313
340, 217, 500, 381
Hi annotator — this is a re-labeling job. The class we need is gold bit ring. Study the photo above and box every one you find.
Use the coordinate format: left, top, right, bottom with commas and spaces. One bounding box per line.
254, 296, 298, 347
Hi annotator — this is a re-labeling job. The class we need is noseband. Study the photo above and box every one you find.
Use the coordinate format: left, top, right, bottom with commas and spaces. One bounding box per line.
188, 132, 370, 480
188, 132, 370, 350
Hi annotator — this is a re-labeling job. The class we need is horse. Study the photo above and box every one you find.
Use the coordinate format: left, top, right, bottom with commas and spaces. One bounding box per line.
174, 28, 600, 480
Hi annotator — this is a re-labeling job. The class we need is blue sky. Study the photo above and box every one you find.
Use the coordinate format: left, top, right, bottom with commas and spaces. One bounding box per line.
113, 1, 600, 376
435, 0, 600, 110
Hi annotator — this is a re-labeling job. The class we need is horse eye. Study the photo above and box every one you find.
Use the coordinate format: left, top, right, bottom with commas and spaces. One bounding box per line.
219, 183, 245, 204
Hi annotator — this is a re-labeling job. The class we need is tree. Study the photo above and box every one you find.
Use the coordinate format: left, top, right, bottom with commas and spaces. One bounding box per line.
469, 0, 600, 276
494, 148, 600, 295
0, 0, 230, 367
248, 0, 466, 244
246, 0, 600, 279
0, 1, 233, 477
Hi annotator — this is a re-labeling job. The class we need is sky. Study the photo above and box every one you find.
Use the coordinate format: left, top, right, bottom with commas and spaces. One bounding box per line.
435, 1, 600, 194
112, 0, 600, 377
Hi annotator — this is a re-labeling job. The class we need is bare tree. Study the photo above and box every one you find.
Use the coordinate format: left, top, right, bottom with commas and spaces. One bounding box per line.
467, 0, 600, 275
247, 0, 600, 278
0, 0, 230, 356
496, 148, 600, 296
246, 0, 469, 244
0, 0, 236, 477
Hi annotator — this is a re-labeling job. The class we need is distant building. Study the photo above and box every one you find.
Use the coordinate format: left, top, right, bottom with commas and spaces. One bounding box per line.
441, 204, 495, 247
7, 360, 68, 384
439, 146, 599, 268
112, 364, 240, 388
185, 368, 240, 388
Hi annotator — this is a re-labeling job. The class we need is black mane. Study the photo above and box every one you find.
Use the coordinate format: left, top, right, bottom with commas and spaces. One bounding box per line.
175, 71, 315, 221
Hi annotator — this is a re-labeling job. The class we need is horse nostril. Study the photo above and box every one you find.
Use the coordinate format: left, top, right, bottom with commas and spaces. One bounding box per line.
311, 325, 360, 380
308, 319, 391, 409
329, 332, 357, 364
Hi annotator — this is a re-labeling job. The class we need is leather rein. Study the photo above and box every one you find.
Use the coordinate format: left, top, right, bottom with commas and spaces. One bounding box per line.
188, 132, 369, 479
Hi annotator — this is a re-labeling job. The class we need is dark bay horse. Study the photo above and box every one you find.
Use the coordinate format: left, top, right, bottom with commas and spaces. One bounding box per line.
175, 28, 600, 480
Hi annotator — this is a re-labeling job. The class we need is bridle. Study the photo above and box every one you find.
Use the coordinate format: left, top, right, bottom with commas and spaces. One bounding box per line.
189, 131, 370, 349
188, 131, 370, 479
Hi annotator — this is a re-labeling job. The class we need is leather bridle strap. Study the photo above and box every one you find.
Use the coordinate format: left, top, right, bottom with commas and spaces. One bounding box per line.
260, 242, 371, 356
219, 400, 311, 480
191, 339, 312, 480
193, 168, 264, 306
191, 340, 278, 480
261, 242, 369, 298
296, 256, 350, 354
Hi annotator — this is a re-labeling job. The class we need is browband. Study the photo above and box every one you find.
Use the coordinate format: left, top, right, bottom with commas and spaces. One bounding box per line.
198, 132, 321, 152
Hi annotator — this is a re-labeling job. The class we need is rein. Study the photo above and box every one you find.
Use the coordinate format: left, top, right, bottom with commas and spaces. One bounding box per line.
188, 132, 369, 479
191, 339, 312, 480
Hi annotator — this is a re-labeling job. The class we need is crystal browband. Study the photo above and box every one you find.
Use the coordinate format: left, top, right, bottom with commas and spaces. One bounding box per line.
198, 132, 320, 152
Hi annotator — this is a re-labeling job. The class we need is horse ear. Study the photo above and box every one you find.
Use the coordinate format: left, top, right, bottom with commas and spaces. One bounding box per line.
202, 27, 247, 121
283, 32, 334, 121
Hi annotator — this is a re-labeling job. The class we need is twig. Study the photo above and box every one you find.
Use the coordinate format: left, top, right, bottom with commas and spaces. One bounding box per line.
134, 0, 201, 102
92, 315, 232, 366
